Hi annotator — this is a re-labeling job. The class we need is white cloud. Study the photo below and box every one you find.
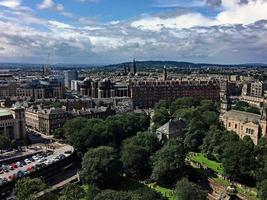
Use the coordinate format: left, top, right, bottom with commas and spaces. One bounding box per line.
0, 0, 21, 9
37, 0, 73, 17
132, 0, 267, 31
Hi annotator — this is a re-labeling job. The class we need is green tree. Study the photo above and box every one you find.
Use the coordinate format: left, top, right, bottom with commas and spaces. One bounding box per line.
94, 190, 132, 200
151, 139, 187, 186
153, 107, 171, 128
175, 178, 208, 200
13, 177, 47, 200
59, 183, 85, 200
81, 146, 122, 188
258, 180, 267, 200
121, 143, 150, 180
0, 135, 11, 150
170, 97, 196, 114
222, 137, 256, 184
121, 131, 161, 180
53, 128, 64, 139
85, 185, 101, 200
133, 187, 168, 200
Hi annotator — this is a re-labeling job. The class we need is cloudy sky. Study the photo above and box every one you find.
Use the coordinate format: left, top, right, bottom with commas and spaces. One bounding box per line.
0, 0, 267, 64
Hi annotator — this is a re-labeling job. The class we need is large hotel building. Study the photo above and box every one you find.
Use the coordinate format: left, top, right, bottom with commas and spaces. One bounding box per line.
130, 79, 221, 108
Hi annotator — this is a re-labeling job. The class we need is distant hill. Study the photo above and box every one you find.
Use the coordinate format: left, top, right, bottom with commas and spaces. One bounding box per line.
103, 60, 267, 70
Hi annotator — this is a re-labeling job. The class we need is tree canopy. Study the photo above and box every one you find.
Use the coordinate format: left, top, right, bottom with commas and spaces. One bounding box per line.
175, 178, 208, 200
80, 146, 122, 188
13, 177, 47, 200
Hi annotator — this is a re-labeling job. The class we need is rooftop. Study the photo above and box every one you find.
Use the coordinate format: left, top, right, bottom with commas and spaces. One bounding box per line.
0, 108, 12, 117
222, 110, 261, 124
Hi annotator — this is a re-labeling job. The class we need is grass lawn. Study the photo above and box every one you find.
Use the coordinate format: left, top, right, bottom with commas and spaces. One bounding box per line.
146, 184, 175, 200
189, 152, 224, 174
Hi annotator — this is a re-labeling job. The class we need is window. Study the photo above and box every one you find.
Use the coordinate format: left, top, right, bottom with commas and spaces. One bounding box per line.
228, 122, 231, 127
235, 124, 237, 129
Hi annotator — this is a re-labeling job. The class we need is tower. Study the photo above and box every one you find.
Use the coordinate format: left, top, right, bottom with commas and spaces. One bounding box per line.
220, 80, 230, 113
163, 65, 167, 81
133, 59, 137, 75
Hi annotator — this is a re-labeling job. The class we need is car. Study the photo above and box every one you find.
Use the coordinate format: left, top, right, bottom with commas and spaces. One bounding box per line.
26, 166, 34, 172
32, 155, 38, 160
16, 162, 23, 167
20, 160, 26, 166
8, 174, 16, 181
11, 163, 18, 169
16, 170, 24, 178
8, 165, 14, 171
59, 154, 66, 160
28, 157, 34, 162
25, 159, 31, 164
39, 158, 47, 163
64, 150, 72, 154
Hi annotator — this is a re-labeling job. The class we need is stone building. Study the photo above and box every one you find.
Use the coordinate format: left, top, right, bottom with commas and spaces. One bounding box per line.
79, 78, 129, 98
156, 119, 186, 143
25, 106, 115, 135
130, 79, 220, 109
0, 107, 26, 140
221, 109, 267, 145
17, 79, 64, 100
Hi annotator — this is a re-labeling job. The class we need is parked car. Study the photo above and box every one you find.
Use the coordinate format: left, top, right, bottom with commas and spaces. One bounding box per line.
20, 160, 26, 166
59, 154, 66, 160
16, 162, 23, 167
11, 163, 17, 169
8, 174, 16, 181
32, 156, 38, 161
26, 166, 34, 172
25, 159, 31, 164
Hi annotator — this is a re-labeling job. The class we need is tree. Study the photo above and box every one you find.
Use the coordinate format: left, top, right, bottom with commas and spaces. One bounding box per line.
59, 183, 85, 200
150, 139, 187, 186
94, 190, 132, 200
85, 185, 101, 200
222, 138, 256, 184
53, 128, 64, 139
201, 126, 227, 161
13, 177, 47, 200
80, 146, 122, 188
133, 187, 168, 200
0, 135, 11, 150
121, 131, 161, 180
51, 100, 63, 108
170, 97, 196, 114
198, 100, 217, 113
121, 143, 150, 180
153, 107, 171, 128
175, 178, 208, 200
258, 180, 267, 200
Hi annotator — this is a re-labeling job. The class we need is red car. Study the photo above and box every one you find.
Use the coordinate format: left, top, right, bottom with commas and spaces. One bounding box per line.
27, 166, 34, 172
8, 174, 16, 181
11, 163, 18, 169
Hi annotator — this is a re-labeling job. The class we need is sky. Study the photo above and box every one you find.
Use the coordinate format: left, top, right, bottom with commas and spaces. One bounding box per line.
0, 0, 267, 64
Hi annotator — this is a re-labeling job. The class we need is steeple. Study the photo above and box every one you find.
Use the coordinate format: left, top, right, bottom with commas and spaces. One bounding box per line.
163, 65, 167, 81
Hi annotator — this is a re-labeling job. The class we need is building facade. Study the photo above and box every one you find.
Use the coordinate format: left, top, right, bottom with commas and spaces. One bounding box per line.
130, 79, 220, 108
64, 70, 78, 88
79, 78, 129, 98
221, 109, 267, 145
0, 107, 26, 140
17, 79, 64, 100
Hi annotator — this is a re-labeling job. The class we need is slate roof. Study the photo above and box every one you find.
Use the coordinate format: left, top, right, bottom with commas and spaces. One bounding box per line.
222, 110, 261, 124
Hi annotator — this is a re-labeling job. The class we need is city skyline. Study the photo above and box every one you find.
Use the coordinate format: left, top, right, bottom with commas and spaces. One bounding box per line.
0, 0, 267, 64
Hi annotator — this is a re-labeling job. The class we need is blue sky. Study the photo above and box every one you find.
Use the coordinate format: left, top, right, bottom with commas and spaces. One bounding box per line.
0, 0, 267, 64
